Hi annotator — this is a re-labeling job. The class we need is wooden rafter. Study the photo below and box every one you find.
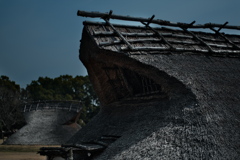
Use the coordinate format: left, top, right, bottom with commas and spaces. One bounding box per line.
141, 21, 175, 49
210, 27, 240, 49
103, 18, 134, 51
181, 27, 214, 52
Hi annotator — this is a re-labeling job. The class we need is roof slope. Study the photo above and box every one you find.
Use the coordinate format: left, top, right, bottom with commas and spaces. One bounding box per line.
67, 11, 240, 159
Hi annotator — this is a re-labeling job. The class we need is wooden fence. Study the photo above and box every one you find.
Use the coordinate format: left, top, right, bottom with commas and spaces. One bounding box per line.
23, 100, 82, 112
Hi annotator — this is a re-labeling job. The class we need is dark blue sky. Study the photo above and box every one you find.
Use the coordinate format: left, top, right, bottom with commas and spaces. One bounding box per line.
1, 0, 239, 88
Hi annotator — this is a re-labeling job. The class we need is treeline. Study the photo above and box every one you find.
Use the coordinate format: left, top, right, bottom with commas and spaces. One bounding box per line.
0, 75, 100, 133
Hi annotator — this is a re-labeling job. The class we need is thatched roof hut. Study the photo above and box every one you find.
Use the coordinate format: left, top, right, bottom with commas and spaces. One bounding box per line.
66, 11, 240, 159
4, 101, 81, 145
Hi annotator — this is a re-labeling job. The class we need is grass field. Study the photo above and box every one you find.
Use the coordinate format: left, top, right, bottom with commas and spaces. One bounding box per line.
0, 139, 60, 160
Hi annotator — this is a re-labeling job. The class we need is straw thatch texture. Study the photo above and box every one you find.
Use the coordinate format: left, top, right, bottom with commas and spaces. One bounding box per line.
4, 109, 81, 145
67, 21, 240, 159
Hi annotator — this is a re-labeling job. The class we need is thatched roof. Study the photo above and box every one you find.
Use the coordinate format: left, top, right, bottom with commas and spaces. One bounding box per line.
4, 101, 81, 145
66, 11, 240, 159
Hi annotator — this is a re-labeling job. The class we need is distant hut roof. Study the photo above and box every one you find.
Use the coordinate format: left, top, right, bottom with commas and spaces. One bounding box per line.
66, 11, 240, 159
5, 100, 82, 145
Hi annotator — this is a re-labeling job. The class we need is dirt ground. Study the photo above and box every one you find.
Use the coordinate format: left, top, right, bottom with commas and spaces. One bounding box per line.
0, 139, 59, 160
0, 152, 46, 160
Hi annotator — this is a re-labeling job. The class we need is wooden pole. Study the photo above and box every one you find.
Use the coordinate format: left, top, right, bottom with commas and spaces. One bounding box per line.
77, 10, 240, 30
69, 148, 73, 160
104, 18, 134, 51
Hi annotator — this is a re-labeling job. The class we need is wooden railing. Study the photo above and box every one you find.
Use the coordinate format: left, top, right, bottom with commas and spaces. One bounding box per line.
23, 100, 82, 112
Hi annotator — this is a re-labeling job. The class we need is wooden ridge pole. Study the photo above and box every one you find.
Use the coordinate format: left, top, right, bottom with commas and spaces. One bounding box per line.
77, 10, 240, 30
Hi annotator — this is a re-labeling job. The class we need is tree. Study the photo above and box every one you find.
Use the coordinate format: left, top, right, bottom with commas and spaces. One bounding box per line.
0, 76, 25, 136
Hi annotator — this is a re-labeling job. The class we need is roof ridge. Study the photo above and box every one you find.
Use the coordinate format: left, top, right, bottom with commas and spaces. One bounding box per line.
78, 10, 240, 32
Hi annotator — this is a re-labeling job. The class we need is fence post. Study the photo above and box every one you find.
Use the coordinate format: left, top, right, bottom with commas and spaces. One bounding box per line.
23, 105, 26, 112
68, 148, 73, 160
29, 104, 32, 112
69, 102, 72, 111
36, 100, 40, 111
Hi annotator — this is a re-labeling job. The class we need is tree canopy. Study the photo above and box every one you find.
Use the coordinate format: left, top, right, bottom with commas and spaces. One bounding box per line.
0, 75, 24, 134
